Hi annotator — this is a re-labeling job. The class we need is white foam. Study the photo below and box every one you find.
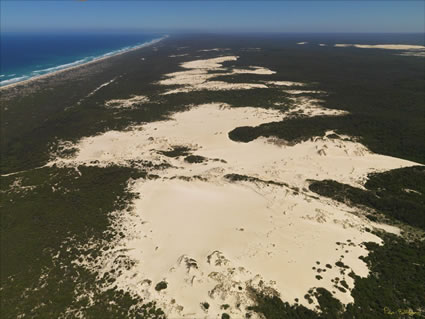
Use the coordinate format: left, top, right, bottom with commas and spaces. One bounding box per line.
0, 75, 30, 86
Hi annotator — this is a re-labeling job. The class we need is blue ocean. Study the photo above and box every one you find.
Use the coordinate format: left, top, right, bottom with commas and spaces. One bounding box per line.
0, 32, 164, 86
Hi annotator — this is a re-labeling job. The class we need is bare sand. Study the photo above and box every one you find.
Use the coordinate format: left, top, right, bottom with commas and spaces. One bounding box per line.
334, 44, 425, 58
105, 95, 149, 109
266, 81, 305, 87
398, 51, 425, 57
49, 54, 420, 318
56, 101, 415, 317
159, 56, 272, 95
86, 78, 117, 97
169, 53, 189, 57
231, 66, 276, 75
334, 43, 425, 50
198, 48, 231, 52
283, 90, 326, 95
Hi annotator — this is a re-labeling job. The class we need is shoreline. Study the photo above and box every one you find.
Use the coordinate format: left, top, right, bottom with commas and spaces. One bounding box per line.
0, 35, 168, 91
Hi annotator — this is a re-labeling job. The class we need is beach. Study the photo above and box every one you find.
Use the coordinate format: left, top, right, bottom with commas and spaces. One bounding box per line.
0, 35, 167, 90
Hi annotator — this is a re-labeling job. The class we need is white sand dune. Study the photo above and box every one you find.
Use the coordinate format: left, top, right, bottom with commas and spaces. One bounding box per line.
51, 55, 420, 318
334, 44, 425, 58
285, 96, 348, 118
334, 44, 353, 48
398, 51, 425, 57
55, 101, 416, 318
335, 43, 425, 50
162, 82, 267, 95
158, 56, 270, 94
169, 53, 189, 57
105, 95, 149, 109
283, 90, 326, 95
266, 81, 305, 87
198, 48, 231, 52
231, 66, 276, 75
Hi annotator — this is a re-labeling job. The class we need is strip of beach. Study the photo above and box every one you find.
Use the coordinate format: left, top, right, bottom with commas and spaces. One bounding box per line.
0, 36, 167, 90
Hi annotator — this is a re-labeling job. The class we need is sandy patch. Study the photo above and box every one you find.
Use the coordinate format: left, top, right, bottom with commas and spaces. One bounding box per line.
297, 42, 308, 45
105, 95, 149, 109
369, 222, 401, 236
162, 82, 267, 95
285, 96, 348, 118
5, 177, 36, 194
158, 56, 270, 95
169, 53, 189, 57
87, 78, 117, 97
283, 90, 326, 95
241, 48, 262, 51
334, 43, 425, 58
158, 56, 237, 87
231, 66, 276, 75
51, 103, 282, 169
398, 51, 425, 57
76, 177, 384, 318
335, 44, 425, 50
53, 98, 416, 317
266, 81, 305, 87
319, 44, 327, 47
181, 56, 238, 70
198, 48, 231, 52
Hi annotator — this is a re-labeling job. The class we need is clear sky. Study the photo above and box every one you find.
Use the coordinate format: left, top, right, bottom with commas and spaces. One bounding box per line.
1, 1, 424, 33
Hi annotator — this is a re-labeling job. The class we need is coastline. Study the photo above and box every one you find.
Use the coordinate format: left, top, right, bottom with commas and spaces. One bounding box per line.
2, 32, 424, 318
0, 35, 168, 91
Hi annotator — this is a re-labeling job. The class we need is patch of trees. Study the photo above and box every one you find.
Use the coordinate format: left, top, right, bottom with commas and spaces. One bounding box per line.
309, 166, 425, 230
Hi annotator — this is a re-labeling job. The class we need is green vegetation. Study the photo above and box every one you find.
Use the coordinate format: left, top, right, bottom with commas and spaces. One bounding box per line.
249, 234, 425, 319
1, 34, 424, 317
162, 88, 292, 111
224, 173, 288, 187
201, 302, 210, 310
159, 146, 191, 158
248, 287, 340, 319
0, 166, 166, 317
224, 37, 424, 164
184, 154, 206, 163
229, 112, 424, 164
250, 165, 425, 319
154, 281, 168, 292
346, 233, 425, 319
309, 166, 425, 230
